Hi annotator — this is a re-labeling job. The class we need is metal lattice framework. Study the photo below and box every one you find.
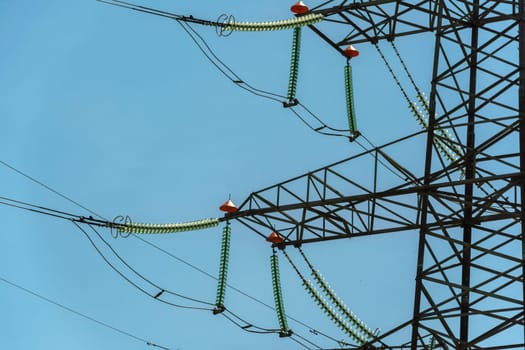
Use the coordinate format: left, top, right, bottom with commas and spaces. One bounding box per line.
224, 1, 525, 349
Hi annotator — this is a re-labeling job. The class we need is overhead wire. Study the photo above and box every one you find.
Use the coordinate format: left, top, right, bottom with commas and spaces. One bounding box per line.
0, 275, 170, 350
1, 10, 423, 345
0, 159, 104, 219
132, 235, 347, 345
293, 332, 324, 349
0, 160, 347, 347
153, 8, 355, 139
175, 19, 286, 104
87, 224, 215, 307
82, 224, 319, 342
290, 335, 317, 350
169, 7, 432, 188
97, 0, 222, 26
95, 0, 426, 189
73, 221, 214, 311
0, 190, 344, 346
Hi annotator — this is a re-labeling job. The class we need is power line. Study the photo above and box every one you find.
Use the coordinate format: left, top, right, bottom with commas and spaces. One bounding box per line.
88, 224, 216, 307
176, 19, 353, 139
133, 234, 347, 346
0, 161, 349, 346
0, 189, 343, 344
0, 159, 104, 219
74, 221, 215, 311
99, 0, 356, 139
0, 275, 170, 350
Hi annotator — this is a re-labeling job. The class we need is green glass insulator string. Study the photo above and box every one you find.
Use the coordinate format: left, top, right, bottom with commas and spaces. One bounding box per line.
286, 27, 302, 105
344, 63, 358, 139
281, 249, 367, 344
117, 217, 219, 234
270, 251, 291, 336
214, 222, 231, 313
223, 13, 323, 32
298, 248, 374, 339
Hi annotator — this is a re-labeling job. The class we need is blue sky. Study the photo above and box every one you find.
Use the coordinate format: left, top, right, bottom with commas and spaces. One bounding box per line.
0, 1, 436, 349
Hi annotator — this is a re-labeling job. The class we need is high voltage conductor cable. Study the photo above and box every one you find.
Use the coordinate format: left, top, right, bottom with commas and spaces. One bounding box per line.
0, 192, 219, 236
0, 159, 104, 219
0, 194, 116, 229
86, 224, 215, 307
223, 309, 282, 334
90, 220, 293, 338
73, 222, 214, 311
99, 0, 324, 32
176, 20, 286, 104
173, 16, 354, 138
133, 236, 346, 348
0, 276, 170, 350
291, 332, 324, 350
178, 20, 349, 138
221, 312, 279, 335
97, 0, 221, 26
0, 164, 345, 347
0, 198, 343, 345
281, 249, 367, 345
97, 0, 372, 141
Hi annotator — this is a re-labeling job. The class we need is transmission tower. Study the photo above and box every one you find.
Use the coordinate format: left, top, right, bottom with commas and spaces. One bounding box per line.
223, 1, 525, 349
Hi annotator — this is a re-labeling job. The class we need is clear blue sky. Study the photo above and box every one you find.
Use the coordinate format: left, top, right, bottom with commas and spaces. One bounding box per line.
0, 1, 435, 349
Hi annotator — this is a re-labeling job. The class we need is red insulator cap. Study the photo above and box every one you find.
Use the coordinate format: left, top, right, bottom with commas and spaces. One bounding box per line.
266, 231, 284, 244
291, 1, 309, 14
219, 199, 238, 213
343, 45, 359, 58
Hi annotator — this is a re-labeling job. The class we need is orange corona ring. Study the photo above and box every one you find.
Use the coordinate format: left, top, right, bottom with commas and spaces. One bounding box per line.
291, 1, 309, 14
219, 199, 238, 213
343, 45, 359, 58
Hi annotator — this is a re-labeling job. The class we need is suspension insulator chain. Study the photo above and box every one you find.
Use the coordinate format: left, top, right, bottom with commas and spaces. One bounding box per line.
270, 251, 292, 337
214, 222, 231, 314
298, 248, 374, 339
311, 268, 374, 339
282, 249, 367, 344
223, 13, 323, 32
285, 27, 302, 107
303, 276, 367, 344
117, 217, 219, 234
344, 64, 359, 140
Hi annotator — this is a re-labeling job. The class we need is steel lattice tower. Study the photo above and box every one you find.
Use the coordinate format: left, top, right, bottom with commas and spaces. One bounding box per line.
223, 1, 525, 349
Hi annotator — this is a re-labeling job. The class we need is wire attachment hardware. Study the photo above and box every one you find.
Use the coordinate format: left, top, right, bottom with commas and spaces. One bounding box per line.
111, 215, 132, 238
216, 13, 235, 36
